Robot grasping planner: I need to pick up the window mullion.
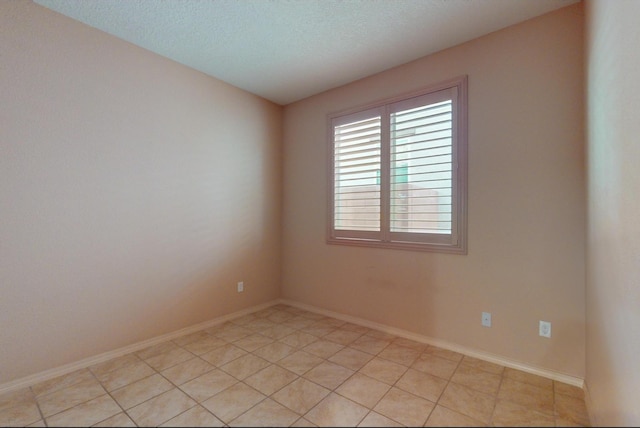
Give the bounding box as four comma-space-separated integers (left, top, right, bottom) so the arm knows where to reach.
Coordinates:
380, 105, 391, 242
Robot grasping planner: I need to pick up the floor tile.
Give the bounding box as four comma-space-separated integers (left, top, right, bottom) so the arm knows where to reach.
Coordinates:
281, 317, 317, 331
213, 326, 254, 342
127, 388, 196, 426
272, 378, 330, 415
323, 329, 362, 346
424, 404, 485, 427
0, 401, 41, 427
244, 365, 298, 396
95, 359, 155, 391
395, 368, 448, 402
291, 417, 317, 427
492, 399, 555, 427
92, 412, 136, 427
143, 347, 194, 371
89, 354, 140, 378
423, 346, 464, 363
554, 391, 590, 426
0, 388, 35, 413
328, 347, 373, 371
357, 411, 402, 427
161, 357, 214, 385
302, 324, 336, 338
358, 357, 408, 385
438, 382, 495, 424
460, 355, 505, 375
303, 361, 354, 390
339, 323, 371, 335
229, 398, 299, 427
250, 308, 279, 318
377, 343, 421, 366
304, 393, 368, 427
205, 322, 238, 335
159, 404, 224, 427
365, 330, 397, 341
411, 352, 459, 380
230, 314, 258, 326
555, 417, 587, 427
243, 319, 278, 333
183, 336, 228, 355
335, 373, 390, 408
220, 354, 271, 380
267, 311, 295, 324
260, 325, 297, 340
37, 377, 106, 417
45, 394, 120, 427
200, 343, 247, 367
373, 387, 435, 427
201, 382, 265, 423
302, 340, 344, 359
504, 367, 553, 390
135, 341, 179, 360
497, 377, 554, 415
233, 334, 275, 352
31, 369, 94, 398
111, 373, 173, 409
279, 331, 318, 349
349, 336, 391, 355
451, 363, 502, 395
277, 351, 324, 376
392, 337, 428, 352
554, 381, 585, 400
180, 369, 238, 402
253, 341, 295, 363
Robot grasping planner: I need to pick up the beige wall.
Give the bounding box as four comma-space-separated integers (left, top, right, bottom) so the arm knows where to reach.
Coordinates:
282, 4, 586, 377
585, 1, 640, 425
0, 1, 282, 385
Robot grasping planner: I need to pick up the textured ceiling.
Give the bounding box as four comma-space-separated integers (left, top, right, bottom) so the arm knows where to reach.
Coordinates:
35, 0, 578, 105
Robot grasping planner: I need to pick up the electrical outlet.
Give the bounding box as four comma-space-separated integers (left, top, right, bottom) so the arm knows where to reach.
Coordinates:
482, 312, 492, 327
539, 320, 551, 338
237, 281, 244, 293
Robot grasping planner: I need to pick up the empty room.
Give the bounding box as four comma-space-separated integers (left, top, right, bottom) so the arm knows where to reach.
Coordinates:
1, 0, 638, 426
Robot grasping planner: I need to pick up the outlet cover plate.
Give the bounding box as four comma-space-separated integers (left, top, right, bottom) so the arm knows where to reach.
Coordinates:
482, 312, 491, 327
237, 281, 244, 292
539, 320, 551, 338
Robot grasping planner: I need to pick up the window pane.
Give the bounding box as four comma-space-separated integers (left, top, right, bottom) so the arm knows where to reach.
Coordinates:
334, 116, 381, 231
390, 100, 453, 234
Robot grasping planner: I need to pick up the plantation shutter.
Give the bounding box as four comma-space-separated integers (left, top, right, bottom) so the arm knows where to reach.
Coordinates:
388, 88, 458, 245
331, 108, 383, 240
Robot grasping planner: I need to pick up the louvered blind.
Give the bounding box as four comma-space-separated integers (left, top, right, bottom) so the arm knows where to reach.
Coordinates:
390, 97, 453, 235
328, 76, 467, 253
333, 114, 382, 232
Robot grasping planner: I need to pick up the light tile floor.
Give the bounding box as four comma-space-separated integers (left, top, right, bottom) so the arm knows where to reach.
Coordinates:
0, 304, 590, 427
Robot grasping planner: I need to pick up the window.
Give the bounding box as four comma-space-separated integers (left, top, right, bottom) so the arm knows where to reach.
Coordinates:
328, 76, 467, 253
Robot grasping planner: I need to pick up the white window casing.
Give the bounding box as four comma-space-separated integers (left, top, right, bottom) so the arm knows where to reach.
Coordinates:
327, 76, 468, 254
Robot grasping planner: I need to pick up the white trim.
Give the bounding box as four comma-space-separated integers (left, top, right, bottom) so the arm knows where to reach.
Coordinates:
278, 298, 585, 388
0, 300, 279, 395
582, 380, 596, 426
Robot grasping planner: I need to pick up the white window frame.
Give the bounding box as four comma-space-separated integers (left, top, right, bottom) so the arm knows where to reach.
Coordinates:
327, 76, 468, 254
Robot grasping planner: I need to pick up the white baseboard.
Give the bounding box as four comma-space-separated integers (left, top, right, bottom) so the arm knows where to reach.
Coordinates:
582, 380, 596, 426
0, 299, 279, 395
278, 298, 585, 388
